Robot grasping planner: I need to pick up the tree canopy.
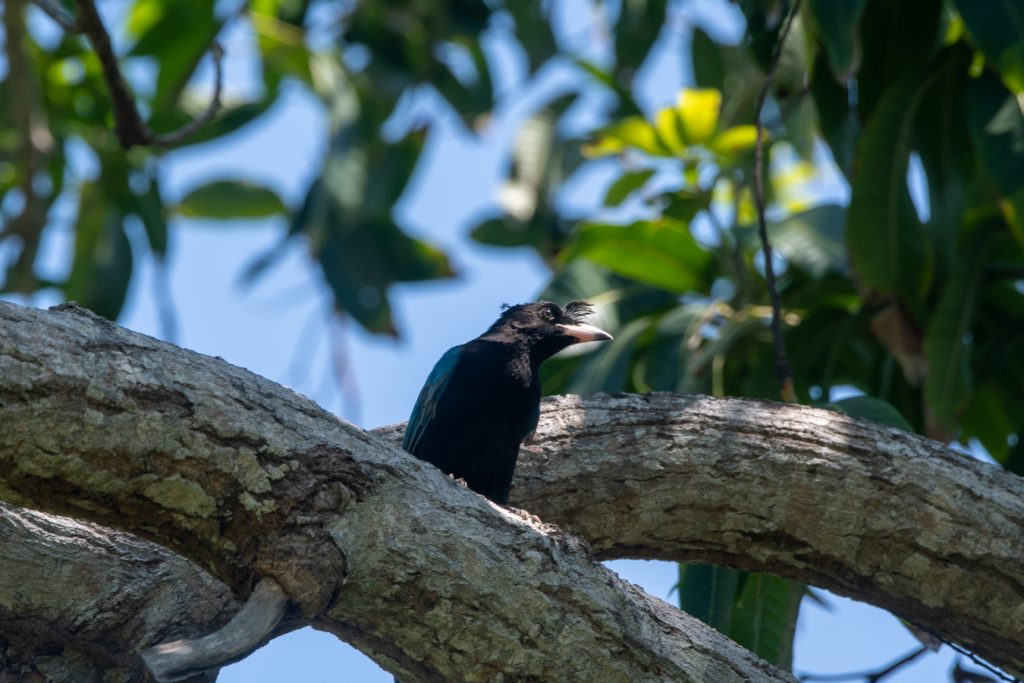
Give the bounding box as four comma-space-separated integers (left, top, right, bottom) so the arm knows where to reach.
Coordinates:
2, 0, 1023, 680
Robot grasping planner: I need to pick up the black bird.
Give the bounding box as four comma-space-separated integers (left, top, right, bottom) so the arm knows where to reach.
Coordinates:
402, 300, 612, 504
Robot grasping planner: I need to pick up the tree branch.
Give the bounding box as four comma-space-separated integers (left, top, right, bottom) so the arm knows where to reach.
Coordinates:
752, 0, 802, 402
70, 0, 224, 149
0, 300, 791, 682
0, 502, 239, 683
1, 300, 1021, 679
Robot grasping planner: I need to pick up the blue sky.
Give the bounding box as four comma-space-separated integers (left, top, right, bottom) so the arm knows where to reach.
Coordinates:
3, 0, 975, 680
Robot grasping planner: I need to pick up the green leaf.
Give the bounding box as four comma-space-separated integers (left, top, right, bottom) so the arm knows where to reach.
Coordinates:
506, 2, 557, 73
824, 395, 914, 432
923, 237, 994, 429
961, 382, 1016, 461
956, 0, 1024, 93
914, 45, 973, 277
132, 175, 168, 257
856, 0, 943, 120
728, 573, 804, 669
586, 116, 666, 156
847, 79, 933, 302
770, 204, 846, 278
563, 219, 710, 293
604, 169, 656, 207
178, 180, 287, 220
968, 71, 1024, 241
615, 0, 668, 77
691, 27, 726, 91
807, 0, 866, 79
810, 50, 858, 177
65, 182, 134, 321
676, 89, 721, 146
129, 0, 221, 111
677, 564, 740, 633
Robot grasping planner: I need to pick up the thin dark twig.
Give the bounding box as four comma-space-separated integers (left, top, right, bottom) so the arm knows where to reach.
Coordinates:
28, 0, 78, 32
152, 42, 225, 147
799, 646, 928, 682
752, 0, 802, 403
71, 0, 225, 150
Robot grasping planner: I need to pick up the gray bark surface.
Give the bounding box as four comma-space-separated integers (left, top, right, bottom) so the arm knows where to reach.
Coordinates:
0, 301, 791, 681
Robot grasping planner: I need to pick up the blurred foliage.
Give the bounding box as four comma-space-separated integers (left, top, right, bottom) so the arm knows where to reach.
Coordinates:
2, 0, 1023, 675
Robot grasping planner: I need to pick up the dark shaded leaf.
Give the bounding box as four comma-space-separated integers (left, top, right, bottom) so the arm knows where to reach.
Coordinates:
810, 50, 858, 177
65, 182, 134, 321
770, 204, 846, 278
677, 564, 739, 633
847, 79, 932, 303
967, 71, 1024, 242
923, 236, 994, 429
914, 45, 973, 276
728, 573, 803, 669
807, 0, 866, 79
956, 0, 1024, 93
605, 169, 656, 207
856, 0, 943, 120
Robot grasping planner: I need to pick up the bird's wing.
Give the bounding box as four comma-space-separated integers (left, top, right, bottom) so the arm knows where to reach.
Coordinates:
521, 403, 541, 445
402, 345, 463, 454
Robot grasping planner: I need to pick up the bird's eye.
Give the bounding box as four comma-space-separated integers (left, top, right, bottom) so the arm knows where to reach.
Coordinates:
542, 307, 556, 321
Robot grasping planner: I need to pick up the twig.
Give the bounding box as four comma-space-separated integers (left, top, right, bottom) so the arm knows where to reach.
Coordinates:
752, 0, 802, 403
799, 646, 929, 682
151, 42, 225, 147
70, 0, 224, 149
28, 0, 78, 32
141, 577, 290, 682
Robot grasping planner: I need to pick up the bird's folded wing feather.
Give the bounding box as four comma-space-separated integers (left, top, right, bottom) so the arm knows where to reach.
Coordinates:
402, 345, 463, 453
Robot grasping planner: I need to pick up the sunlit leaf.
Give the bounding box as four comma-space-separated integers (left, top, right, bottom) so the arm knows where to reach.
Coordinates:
585, 116, 666, 156
676, 89, 721, 145
654, 107, 686, 155
709, 125, 758, 158
178, 180, 287, 220
563, 219, 710, 293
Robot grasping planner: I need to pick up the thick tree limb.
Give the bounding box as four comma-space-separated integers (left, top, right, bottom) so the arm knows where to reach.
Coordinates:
0, 502, 237, 683
506, 394, 1024, 676
0, 301, 789, 682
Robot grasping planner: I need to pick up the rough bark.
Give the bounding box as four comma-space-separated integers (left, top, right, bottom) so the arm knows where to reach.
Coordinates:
0, 502, 237, 683
0, 301, 791, 682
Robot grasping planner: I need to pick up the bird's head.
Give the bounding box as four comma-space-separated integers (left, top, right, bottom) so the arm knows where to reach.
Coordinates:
485, 300, 613, 363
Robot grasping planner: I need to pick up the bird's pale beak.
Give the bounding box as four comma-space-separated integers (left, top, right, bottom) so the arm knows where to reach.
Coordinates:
558, 322, 613, 343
